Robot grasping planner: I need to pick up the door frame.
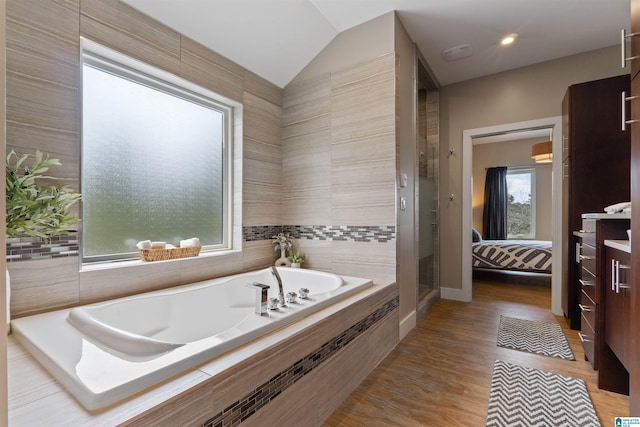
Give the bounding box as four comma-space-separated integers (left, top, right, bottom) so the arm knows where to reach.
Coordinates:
461, 116, 563, 315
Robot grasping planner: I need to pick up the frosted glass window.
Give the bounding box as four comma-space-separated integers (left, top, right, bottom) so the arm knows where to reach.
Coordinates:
81, 49, 231, 262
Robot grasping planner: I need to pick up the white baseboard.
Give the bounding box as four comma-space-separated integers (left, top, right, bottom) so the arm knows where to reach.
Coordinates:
399, 310, 416, 340
440, 286, 471, 302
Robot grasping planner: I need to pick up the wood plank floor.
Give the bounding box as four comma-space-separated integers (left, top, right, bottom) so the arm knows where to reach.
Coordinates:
323, 280, 629, 426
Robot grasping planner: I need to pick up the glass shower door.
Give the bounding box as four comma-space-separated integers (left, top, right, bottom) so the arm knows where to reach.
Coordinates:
417, 84, 440, 313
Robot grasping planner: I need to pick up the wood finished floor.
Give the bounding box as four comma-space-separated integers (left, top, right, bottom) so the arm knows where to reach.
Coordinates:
323, 280, 629, 426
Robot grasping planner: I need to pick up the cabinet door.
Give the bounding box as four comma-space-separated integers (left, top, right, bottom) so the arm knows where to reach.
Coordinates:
632, 0, 640, 80
605, 247, 630, 370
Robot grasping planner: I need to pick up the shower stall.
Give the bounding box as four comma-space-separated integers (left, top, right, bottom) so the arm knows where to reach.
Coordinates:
416, 57, 440, 318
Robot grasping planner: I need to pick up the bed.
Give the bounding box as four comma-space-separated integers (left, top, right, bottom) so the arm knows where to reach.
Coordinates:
472, 239, 552, 275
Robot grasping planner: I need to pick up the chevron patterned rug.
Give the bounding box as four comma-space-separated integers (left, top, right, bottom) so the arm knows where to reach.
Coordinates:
497, 316, 575, 360
486, 360, 600, 427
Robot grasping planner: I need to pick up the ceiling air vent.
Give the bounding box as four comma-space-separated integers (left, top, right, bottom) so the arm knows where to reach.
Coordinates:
441, 44, 473, 61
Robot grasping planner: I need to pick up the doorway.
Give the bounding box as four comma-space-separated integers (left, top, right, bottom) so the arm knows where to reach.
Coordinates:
461, 117, 563, 316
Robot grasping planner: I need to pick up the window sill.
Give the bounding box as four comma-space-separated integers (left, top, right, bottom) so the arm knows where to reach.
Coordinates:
79, 248, 242, 272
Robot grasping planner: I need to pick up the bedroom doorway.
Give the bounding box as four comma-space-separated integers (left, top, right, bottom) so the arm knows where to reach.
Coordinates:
416, 56, 440, 319
462, 117, 563, 316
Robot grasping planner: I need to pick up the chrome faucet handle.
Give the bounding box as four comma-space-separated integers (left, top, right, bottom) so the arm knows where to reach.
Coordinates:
246, 282, 270, 316
286, 291, 297, 304
268, 297, 280, 311
299, 288, 309, 299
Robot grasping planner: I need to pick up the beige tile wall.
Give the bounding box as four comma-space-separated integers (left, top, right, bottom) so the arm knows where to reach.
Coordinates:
282, 54, 397, 283
6, 0, 398, 317
6, 0, 282, 317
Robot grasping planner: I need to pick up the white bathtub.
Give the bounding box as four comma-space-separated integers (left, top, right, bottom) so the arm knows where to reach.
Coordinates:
11, 267, 373, 410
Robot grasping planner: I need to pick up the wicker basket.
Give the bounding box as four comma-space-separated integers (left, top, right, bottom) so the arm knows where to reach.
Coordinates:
138, 245, 201, 262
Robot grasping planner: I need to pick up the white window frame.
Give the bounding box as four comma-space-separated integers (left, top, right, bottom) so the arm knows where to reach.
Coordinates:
80, 39, 234, 263
506, 167, 536, 239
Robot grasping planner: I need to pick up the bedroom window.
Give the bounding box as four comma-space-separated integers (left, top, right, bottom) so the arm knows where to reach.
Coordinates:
506, 168, 536, 239
81, 40, 233, 263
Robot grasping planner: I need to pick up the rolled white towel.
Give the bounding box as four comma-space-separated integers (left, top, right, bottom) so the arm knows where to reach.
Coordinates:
180, 237, 201, 248
151, 241, 167, 249
604, 201, 631, 213
623, 206, 632, 214
136, 240, 152, 250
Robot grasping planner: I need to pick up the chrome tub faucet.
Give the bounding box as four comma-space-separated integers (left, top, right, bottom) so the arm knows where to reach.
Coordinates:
246, 282, 270, 316
270, 266, 286, 307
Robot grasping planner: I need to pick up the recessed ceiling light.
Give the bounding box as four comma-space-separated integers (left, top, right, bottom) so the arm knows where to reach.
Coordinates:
501, 34, 517, 46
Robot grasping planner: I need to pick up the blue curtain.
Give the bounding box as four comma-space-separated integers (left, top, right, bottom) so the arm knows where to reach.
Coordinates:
483, 166, 508, 240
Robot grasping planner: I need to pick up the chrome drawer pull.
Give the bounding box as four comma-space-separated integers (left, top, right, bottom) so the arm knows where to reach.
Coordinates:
621, 29, 640, 68
619, 264, 631, 270
578, 332, 591, 343
578, 303, 594, 312
578, 279, 595, 287
622, 91, 640, 130
619, 283, 631, 290
579, 255, 594, 261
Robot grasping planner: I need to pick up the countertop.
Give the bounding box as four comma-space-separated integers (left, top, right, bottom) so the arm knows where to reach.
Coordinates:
581, 212, 631, 219
604, 239, 631, 253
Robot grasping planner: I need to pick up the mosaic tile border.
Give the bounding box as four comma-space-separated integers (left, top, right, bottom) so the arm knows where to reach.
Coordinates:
6, 234, 79, 262
8, 225, 396, 262
202, 295, 399, 427
243, 225, 396, 243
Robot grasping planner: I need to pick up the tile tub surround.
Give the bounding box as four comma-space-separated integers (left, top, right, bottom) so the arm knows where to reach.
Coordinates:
8, 281, 399, 426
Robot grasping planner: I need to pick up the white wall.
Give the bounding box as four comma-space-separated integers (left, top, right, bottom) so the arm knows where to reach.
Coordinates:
439, 45, 628, 291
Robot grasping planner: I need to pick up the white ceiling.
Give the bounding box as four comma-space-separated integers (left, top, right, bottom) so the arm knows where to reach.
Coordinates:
123, 0, 630, 88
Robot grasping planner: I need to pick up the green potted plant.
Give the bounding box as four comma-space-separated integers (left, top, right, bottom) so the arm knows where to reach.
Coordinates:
272, 232, 293, 266
5, 149, 81, 332
6, 150, 81, 239
287, 251, 305, 268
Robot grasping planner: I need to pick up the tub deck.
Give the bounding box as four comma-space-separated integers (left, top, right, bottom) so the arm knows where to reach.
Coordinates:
10, 268, 374, 411
8, 279, 397, 426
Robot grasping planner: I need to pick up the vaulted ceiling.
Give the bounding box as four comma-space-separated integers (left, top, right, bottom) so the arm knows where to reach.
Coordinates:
123, 0, 630, 88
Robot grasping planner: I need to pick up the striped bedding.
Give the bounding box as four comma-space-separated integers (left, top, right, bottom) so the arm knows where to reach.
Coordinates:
472, 240, 552, 273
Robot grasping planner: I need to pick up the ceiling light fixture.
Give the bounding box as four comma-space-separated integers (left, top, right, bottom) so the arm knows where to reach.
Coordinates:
501, 34, 517, 46
531, 141, 552, 163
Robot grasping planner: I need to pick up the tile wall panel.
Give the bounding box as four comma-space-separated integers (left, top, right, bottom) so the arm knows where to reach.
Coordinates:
282, 74, 332, 226
80, 0, 181, 75
282, 74, 331, 139
8, 257, 79, 316
331, 240, 396, 283
282, 130, 332, 225
331, 54, 396, 227
243, 92, 282, 164
6, 0, 80, 184
242, 158, 282, 226
243, 69, 283, 107
180, 37, 245, 103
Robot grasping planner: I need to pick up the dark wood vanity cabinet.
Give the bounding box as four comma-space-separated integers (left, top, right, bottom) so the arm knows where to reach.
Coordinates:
574, 218, 629, 371
563, 75, 631, 331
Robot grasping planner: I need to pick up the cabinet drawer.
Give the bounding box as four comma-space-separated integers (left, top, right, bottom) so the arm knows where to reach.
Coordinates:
580, 314, 597, 368
579, 267, 598, 303
580, 243, 597, 276
580, 289, 598, 332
